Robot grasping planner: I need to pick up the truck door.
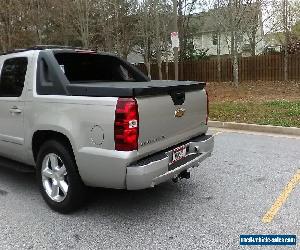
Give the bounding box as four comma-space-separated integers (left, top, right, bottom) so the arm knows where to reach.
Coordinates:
0, 57, 28, 162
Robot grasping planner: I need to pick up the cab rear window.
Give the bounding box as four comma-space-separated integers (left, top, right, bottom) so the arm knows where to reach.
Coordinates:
54, 53, 137, 83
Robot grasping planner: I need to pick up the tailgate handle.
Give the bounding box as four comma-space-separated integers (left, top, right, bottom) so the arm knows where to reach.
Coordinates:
170, 91, 185, 105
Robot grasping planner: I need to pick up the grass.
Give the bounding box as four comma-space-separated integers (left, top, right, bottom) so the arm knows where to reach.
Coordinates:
210, 100, 300, 127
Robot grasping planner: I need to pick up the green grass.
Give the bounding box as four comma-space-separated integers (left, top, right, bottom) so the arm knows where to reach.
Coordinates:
210, 100, 300, 127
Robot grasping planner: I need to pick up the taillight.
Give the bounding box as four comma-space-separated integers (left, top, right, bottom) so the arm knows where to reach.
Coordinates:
205, 89, 209, 125
114, 98, 139, 151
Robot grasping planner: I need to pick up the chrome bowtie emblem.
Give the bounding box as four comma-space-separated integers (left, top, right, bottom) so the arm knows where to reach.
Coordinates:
174, 108, 186, 118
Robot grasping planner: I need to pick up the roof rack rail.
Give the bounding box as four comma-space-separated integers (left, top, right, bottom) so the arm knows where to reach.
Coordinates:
0, 45, 96, 56
0, 48, 29, 56
31, 45, 93, 50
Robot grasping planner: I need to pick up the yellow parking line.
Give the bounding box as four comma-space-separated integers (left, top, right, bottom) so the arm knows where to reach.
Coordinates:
262, 169, 300, 223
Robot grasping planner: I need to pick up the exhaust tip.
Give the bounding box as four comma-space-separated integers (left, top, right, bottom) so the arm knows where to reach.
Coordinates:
178, 170, 190, 180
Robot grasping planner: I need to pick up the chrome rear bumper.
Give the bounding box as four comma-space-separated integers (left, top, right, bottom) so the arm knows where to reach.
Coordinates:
126, 134, 214, 190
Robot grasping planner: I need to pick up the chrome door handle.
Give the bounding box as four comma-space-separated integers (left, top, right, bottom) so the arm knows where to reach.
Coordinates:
9, 106, 22, 114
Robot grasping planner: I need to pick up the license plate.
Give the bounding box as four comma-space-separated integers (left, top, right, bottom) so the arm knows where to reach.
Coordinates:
171, 145, 187, 164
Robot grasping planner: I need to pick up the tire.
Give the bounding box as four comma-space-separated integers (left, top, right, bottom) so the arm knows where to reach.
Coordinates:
36, 140, 86, 213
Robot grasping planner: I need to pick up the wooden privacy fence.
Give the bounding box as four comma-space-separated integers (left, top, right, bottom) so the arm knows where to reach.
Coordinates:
136, 54, 300, 82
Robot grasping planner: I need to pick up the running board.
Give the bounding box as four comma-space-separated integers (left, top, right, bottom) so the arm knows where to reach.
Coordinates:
0, 156, 35, 173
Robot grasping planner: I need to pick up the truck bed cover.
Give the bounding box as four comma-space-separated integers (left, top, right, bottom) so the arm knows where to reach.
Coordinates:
66, 80, 206, 97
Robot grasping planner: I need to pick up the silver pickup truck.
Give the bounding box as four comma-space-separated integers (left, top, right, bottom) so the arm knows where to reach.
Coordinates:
0, 46, 214, 213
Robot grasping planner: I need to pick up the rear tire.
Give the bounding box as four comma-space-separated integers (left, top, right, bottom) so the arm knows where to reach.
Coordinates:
36, 140, 85, 213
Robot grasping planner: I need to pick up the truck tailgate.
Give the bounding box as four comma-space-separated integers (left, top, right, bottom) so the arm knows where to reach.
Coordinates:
136, 87, 208, 157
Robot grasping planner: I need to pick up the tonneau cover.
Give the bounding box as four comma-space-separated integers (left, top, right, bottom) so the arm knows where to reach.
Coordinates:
66, 80, 206, 97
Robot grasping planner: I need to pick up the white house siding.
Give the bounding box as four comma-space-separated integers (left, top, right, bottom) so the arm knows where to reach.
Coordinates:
193, 33, 230, 55
193, 31, 265, 57
127, 51, 144, 64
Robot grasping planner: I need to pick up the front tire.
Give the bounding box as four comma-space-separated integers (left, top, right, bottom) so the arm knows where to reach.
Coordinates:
36, 140, 85, 213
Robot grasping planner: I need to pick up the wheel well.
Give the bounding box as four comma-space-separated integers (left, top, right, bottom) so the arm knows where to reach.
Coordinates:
32, 130, 74, 162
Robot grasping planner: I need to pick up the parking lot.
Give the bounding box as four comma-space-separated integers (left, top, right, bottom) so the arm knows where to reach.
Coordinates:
0, 129, 299, 249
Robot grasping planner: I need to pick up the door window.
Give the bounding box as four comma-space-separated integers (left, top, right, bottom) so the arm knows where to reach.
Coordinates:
0, 57, 28, 97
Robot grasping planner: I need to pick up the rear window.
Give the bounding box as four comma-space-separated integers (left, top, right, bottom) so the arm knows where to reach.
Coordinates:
54, 53, 137, 83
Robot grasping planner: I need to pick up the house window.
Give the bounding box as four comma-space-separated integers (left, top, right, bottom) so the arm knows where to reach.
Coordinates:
212, 33, 218, 45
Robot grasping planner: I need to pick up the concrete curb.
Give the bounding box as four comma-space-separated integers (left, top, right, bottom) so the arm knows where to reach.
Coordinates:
208, 121, 300, 136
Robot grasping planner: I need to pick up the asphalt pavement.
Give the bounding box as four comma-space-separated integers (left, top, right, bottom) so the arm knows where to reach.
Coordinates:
0, 130, 299, 250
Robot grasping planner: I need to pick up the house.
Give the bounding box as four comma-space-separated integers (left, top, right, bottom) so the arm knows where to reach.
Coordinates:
264, 21, 300, 54
264, 32, 283, 53
127, 51, 144, 64
190, 3, 265, 57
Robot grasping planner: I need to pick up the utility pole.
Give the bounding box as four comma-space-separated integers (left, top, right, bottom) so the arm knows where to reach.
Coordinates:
172, 0, 179, 80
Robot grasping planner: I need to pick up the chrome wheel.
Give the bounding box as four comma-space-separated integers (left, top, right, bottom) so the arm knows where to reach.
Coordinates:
41, 153, 68, 203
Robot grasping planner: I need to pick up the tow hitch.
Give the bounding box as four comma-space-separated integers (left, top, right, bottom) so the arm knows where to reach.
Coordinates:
172, 170, 191, 183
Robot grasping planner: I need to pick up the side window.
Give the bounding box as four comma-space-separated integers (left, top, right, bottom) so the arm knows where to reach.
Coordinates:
0, 57, 28, 97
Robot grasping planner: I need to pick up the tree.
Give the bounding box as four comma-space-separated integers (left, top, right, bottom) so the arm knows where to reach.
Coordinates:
268, 0, 296, 80
177, 0, 198, 60
135, 0, 155, 78
283, 0, 289, 81
115, 0, 140, 59
153, 0, 172, 79
177, 0, 200, 79
205, 0, 263, 85
68, 0, 92, 48
173, 0, 179, 80
0, 0, 22, 51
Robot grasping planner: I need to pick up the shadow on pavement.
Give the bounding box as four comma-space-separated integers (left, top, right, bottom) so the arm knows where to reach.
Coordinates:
0, 165, 203, 219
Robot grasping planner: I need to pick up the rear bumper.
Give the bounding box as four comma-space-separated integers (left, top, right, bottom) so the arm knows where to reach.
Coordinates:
126, 134, 214, 190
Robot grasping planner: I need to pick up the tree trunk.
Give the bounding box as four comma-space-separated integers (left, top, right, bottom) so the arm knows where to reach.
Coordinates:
61, 2, 68, 46
114, 0, 120, 56
217, 32, 221, 82
144, 36, 151, 79
165, 55, 169, 80
233, 53, 239, 86
36, 0, 43, 44
145, 60, 151, 79
284, 52, 288, 81
172, 0, 179, 80
154, 0, 162, 80
0, 34, 6, 52
84, 0, 89, 48
178, 0, 184, 80
7, 0, 13, 50
250, 29, 256, 56
232, 31, 239, 86
283, 0, 289, 81
158, 62, 162, 80
122, 52, 128, 61
76, 0, 90, 48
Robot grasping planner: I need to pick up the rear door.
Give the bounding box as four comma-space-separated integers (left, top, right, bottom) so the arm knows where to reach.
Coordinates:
0, 57, 28, 162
